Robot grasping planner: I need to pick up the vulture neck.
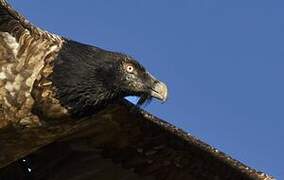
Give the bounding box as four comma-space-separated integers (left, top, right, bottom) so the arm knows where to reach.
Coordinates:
50, 40, 121, 117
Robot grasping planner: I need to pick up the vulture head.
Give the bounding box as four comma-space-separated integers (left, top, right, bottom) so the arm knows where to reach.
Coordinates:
109, 54, 168, 103
51, 40, 168, 116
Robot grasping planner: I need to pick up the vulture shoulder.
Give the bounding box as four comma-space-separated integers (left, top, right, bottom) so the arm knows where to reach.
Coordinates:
0, 0, 63, 128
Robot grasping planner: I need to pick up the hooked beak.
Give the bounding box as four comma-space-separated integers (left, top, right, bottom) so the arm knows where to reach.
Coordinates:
136, 72, 168, 105
150, 80, 168, 102
146, 72, 168, 102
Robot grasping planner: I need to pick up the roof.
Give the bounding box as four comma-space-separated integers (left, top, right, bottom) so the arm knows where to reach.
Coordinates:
0, 101, 274, 180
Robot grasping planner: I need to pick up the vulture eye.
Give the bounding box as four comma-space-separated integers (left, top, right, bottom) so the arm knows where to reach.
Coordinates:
126, 65, 134, 73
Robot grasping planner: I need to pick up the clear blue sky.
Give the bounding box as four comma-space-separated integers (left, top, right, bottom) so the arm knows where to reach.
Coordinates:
11, 0, 283, 178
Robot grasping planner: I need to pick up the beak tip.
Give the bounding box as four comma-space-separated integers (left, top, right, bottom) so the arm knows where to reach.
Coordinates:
151, 81, 168, 103
146, 72, 168, 103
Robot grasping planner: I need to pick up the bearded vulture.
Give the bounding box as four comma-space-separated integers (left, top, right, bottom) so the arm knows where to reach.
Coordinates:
0, 0, 273, 180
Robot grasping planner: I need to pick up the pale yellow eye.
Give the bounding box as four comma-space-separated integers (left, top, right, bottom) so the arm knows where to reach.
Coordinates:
126, 65, 134, 73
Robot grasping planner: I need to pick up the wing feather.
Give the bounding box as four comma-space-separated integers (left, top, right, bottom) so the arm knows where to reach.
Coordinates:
0, 0, 63, 128
0, 0, 60, 41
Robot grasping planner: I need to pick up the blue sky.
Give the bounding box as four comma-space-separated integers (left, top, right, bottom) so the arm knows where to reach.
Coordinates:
11, 0, 283, 178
